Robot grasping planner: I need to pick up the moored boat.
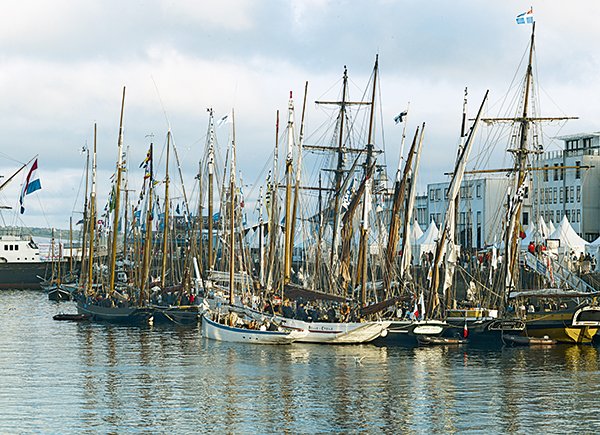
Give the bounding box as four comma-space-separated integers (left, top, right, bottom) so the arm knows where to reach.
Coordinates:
201, 313, 307, 344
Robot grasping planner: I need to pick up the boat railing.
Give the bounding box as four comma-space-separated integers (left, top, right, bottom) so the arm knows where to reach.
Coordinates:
523, 251, 596, 293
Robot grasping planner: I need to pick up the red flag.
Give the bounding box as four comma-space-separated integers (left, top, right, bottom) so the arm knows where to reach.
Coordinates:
463, 319, 468, 338
519, 223, 526, 239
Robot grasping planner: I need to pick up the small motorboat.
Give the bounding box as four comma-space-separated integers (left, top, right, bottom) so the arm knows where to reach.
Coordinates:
503, 334, 556, 346
53, 313, 92, 322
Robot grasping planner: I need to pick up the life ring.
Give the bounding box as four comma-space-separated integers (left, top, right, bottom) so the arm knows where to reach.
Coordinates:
341, 304, 350, 316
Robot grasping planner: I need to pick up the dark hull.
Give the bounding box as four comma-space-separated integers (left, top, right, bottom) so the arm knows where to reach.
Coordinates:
0, 261, 57, 289
77, 299, 153, 324
48, 286, 72, 301
444, 318, 526, 345
373, 320, 447, 346
53, 313, 92, 321
152, 305, 201, 325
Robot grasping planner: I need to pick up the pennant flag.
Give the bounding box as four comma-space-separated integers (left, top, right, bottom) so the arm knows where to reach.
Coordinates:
516, 8, 534, 24
19, 159, 42, 214
463, 319, 468, 338
76, 219, 84, 225
394, 110, 408, 124
218, 111, 231, 128
213, 212, 220, 222
176, 203, 180, 214
139, 149, 151, 168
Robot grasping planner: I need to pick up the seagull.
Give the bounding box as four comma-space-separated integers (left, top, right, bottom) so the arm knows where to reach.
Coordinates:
353, 356, 365, 365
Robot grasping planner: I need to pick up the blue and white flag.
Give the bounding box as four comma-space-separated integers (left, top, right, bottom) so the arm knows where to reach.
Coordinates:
394, 110, 408, 124
516, 9, 534, 24
19, 158, 41, 214
217, 111, 231, 128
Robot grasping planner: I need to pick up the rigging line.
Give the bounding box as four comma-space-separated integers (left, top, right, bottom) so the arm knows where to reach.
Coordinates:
71, 152, 88, 214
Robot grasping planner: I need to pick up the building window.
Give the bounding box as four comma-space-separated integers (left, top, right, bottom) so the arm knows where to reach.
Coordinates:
553, 187, 557, 204
554, 167, 558, 181
476, 184, 481, 198
583, 137, 592, 149
560, 167, 564, 180
566, 210, 571, 220
577, 209, 581, 223
429, 189, 434, 201
570, 186, 574, 203
444, 188, 449, 200
576, 185, 581, 202
544, 165, 549, 182
576, 161, 581, 179
430, 214, 436, 224
550, 210, 554, 222
435, 189, 441, 201
523, 211, 529, 226
524, 186, 529, 198
559, 187, 563, 204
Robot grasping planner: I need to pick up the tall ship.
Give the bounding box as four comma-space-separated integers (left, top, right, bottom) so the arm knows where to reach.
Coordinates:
0, 232, 49, 289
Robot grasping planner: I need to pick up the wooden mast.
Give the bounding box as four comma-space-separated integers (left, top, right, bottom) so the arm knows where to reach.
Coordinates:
358, 55, 378, 307
108, 86, 126, 296
229, 109, 236, 307
160, 131, 171, 289
87, 124, 97, 295
139, 139, 154, 306
283, 93, 295, 284
207, 109, 215, 273
289, 82, 309, 286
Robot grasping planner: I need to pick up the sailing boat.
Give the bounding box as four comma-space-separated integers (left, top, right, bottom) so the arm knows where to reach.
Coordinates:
467, 23, 600, 344
46, 229, 71, 301
76, 89, 153, 324
259, 59, 391, 343
202, 109, 308, 344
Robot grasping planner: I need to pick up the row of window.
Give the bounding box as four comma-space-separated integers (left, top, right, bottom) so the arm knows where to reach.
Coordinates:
565, 138, 593, 151
3, 245, 19, 251
534, 186, 580, 205
543, 161, 581, 181
539, 208, 581, 224
429, 184, 484, 202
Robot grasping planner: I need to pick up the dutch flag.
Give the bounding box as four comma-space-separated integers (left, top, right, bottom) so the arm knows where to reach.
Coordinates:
19, 158, 41, 214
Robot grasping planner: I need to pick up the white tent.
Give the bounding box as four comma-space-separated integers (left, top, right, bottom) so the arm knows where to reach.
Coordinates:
413, 220, 439, 265
548, 216, 587, 256
411, 219, 424, 241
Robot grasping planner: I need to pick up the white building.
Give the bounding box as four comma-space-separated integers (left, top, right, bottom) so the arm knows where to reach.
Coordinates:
422, 177, 532, 251
534, 133, 600, 242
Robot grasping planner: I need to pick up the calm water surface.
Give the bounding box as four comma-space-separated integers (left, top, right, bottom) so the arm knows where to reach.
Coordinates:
2, 290, 600, 434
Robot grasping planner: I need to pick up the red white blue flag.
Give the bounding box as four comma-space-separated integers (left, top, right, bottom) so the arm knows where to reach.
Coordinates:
516, 9, 534, 24
20, 159, 41, 214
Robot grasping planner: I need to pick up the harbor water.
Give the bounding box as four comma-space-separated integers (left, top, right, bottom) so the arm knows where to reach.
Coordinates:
2, 290, 600, 434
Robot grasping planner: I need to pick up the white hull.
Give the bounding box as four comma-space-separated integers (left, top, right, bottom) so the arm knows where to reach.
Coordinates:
202, 314, 307, 344
273, 317, 391, 343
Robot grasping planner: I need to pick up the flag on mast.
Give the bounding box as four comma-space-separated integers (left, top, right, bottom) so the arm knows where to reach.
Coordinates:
516, 8, 534, 24
19, 158, 41, 214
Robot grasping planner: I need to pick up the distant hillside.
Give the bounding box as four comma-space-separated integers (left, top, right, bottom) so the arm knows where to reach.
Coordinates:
1, 226, 83, 241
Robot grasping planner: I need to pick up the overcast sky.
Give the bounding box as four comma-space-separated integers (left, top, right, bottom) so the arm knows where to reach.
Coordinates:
0, 0, 598, 230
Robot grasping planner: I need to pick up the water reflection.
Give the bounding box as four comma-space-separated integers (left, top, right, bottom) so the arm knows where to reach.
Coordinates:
3, 291, 600, 434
